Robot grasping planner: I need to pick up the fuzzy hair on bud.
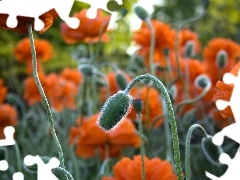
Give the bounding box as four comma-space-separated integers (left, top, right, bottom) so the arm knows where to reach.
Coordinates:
97, 91, 132, 132
201, 136, 223, 166
216, 50, 228, 69
133, 5, 149, 21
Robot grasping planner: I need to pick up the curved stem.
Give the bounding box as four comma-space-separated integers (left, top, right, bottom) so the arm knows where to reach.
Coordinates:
55, 167, 75, 180
167, 10, 206, 89
146, 19, 156, 76
27, 23, 67, 175
175, 81, 211, 113
185, 124, 208, 180
124, 74, 183, 180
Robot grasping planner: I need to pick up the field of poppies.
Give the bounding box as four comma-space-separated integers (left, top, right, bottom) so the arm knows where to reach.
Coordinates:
0, 0, 240, 180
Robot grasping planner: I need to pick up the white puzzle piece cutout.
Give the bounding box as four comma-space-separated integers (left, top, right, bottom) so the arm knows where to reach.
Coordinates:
24, 155, 60, 180
205, 69, 240, 179
0, 0, 123, 31
0, 126, 15, 146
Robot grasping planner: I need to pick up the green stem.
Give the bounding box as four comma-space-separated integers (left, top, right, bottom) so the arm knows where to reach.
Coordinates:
185, 124, 208, 180
124, 74, 183, 180
175, 81, 211, 113
167, 10, 206, 89
13, 142, 22, 172
146, 19, 156, 76
137, 113, 146, 180
27, 23, 67, 177
55, 167, 75, 180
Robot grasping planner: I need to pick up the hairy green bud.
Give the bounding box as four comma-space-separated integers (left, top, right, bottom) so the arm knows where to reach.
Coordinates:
194, 74, 210, 89
79, 65, 95, 77
216, 50, 228, 69
97, 91, 132, 132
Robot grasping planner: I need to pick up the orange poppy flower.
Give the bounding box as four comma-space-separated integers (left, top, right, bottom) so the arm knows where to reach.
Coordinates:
133, 20, 175, 67
0, 104, 17, 138
0, 78, 8, 103
178, 29, 201, 57
0, 9, 58, 34
102, 155, 177, 180
14, 37, 53, 74
61, 9, 110, 44
212, 62, 240, 121
45, 73, 78, 111
128, 86, 163, 127
24, 73, 50, 105
60, 68, 82, 85
202, 38, 240, 84
69, 114, 140, 160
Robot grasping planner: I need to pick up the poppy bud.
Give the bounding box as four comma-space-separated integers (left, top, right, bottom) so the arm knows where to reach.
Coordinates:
184, 40, 195, 58
133, 5, 149, 21
194, 74, 210, 89
201, 136, 223, 166
133, 99, 143, 113
116, 72, 128, 90
202, 0, 210, 9
163, 48, 169, 57
97, 91, 132, 132
133, 55, 144, 68
216, 50, 228, 69
79, 65, 95, 77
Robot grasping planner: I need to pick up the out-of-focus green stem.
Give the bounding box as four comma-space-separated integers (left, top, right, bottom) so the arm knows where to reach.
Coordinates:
185, 124, 208, 180
124, 74, 183, 180
27, 23, 67, 179
167, 10, 206, 89
137, 113, 146, 180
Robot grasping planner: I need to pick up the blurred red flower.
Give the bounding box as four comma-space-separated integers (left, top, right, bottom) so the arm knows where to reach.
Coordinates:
69, 114, 140, 160
0, 78, 8, 103
14, 37, 53, 74
61, 9, 110, 44
0, 9, 58, 34
133, 20, 175, 67
102, 155, 177, 180
0, 104, 17, 138
202, 38, 240, 84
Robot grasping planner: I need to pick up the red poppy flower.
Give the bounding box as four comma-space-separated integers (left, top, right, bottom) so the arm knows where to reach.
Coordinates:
61, 9, 110, 44
178, 29, 201, 57
102, 155, 177, 180
14, 37, 53, 74
202, 38, 240, 84
133, 20, 175, 67
128, 86, 163, 128
0, 78, 8, 103
0, 104, 17, 138
0, 9, 58, 34
69, 114, 140, 160
60, 68, 82, 85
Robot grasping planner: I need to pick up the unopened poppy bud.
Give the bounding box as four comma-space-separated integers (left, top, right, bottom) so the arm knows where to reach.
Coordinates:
202, 0, 210, 9
79, 65, 95, 77
163, 48, 169, 57
116, 72, 128, 90
194, 74, 210, 89
184, 40, 195, 58
202, 136, 223, 165
133, 99, 143, 113
216, 50, 228, 68
133, 55, 144, 68
133, 5, 149, 21
97, 91, 132, 132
